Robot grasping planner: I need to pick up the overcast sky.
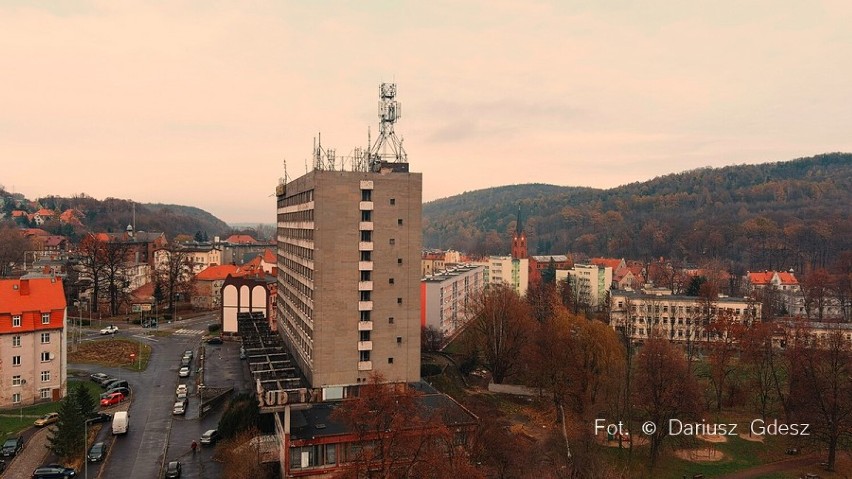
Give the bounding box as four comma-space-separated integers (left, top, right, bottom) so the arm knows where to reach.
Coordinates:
3, 1, 851, 223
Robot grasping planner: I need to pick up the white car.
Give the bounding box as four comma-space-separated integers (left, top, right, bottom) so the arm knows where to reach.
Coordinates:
100, 325, 118, 335
178, 367, 190, 378
176, 384, 188, 399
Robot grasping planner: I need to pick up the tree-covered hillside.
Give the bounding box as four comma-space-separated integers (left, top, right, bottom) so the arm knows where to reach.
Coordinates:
423, 153, 852, 272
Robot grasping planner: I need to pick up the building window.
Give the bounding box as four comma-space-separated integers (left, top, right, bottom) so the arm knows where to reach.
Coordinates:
397, 336, 402, 344
40, 388, 50, 399
12, 375, 22, 386
388, 357, 394, 364
397, 258, 403, 264
389, 278, 394, 284
41, 371, 50, 382
361, 190, 372, 201
360, 271, 371, 281
360, 331, 370, 342
359, 351, 370, 362
12, 356, 21, 366
12, 393, 20, 404
361, 210, 372, 221
42, 313, 51, 324
397, 298, 403, 304
360, 291, 371, 301
360, 251, 372, 262
390, 198, 395, 205
388, 317, 394, 324
12, 315, 21, 327
360, 311, 370, 321
397, 219, 403, 225
360, 230, 372, 242
41, 351, 51, 362
389, 238, 395, 245
41, 333, 50, 344
12, 336, 21, 347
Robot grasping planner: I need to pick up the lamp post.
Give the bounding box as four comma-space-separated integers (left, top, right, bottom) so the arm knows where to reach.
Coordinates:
84, 417, 95, 479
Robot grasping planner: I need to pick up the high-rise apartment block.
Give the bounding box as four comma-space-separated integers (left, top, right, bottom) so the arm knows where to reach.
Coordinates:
276, 169, 422, 389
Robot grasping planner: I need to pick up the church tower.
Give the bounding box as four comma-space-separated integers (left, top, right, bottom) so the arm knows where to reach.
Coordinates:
511, 205, 527, 260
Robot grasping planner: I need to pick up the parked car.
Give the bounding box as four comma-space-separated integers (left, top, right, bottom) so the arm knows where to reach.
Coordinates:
100, 387, 130, 399
102, 379, 129, 391
100, 325, 118, 335
164, 461, 181, 478
87, 442, 106, 462
176, 384, 188, 399
206, 336, 223, 345
200, 429, 219, 445
31, 464, 77, 478
88, 412, 112, 424
112, 411, 129, 435
1, 436, 23, 457
180, 356, 191, 367
100, 392, 124, 407
34, 413, 59, 427
172, 399, 187, 415
178, 367, 190, 378
89, 372, 111, 385
0, 459, 6, 472
183, 350, 193, 359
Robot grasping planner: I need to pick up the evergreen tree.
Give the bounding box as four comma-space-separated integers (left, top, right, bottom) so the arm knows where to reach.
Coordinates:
74, 382, 97, 420
194, 231, 204, 242
542, 258, 557, 285
47, 390, 86, 458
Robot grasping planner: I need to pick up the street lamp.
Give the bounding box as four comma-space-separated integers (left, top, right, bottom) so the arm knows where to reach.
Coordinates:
84, 417, 96, 479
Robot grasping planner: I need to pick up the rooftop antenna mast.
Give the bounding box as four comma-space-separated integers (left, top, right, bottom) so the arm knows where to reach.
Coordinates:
369, 83, 407, 171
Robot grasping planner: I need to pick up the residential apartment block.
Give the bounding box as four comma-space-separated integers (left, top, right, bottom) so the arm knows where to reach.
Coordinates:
609, 288, 761, 342
487, 256, 529, 297
276, 168, 422, 389
557, 263, 613, 311
0, 278, 67, 408
421, 264, 485, 338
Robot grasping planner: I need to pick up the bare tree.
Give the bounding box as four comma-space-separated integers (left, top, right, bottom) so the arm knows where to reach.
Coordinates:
787, 327, 852, 471
633, 337, 702, 469
154, 244, 194, 315
468, 284, 532, 384
75, 234, 107, 314
102, 239, 132, 316
0, 224, 31, 277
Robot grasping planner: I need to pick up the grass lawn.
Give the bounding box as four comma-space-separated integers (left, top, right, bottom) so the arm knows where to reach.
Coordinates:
0, 379, 101, 438
69, 338, 152, 371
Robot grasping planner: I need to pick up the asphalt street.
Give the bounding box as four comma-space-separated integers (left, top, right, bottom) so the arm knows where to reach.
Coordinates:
69, 312, 252, 479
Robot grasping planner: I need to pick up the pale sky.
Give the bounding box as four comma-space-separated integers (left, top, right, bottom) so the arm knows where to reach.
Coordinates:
2, 1, 851, 223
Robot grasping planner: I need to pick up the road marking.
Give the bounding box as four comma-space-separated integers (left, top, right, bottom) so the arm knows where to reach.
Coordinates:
132, 334, 159, 342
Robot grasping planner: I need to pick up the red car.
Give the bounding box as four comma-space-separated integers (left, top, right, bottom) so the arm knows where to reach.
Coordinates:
100, 392, 125, 407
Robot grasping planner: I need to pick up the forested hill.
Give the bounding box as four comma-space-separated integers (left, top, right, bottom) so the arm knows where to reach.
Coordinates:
6, 194, 231, 241
422, 153, 852, 272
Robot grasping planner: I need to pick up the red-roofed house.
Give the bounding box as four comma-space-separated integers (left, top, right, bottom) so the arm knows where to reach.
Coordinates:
746, 271, 800, 293
59, 209, 84, 226
591, 258, 629, 286
32, 209, 56, 226
225, 234, 258, 245
0, 278, 67, 407
193, 265, 242, 310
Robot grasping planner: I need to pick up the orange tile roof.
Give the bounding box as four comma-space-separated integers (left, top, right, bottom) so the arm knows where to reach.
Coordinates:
196, 264, 241, 281
12, 210, 27, 217
262, 249, 276, 264
225, 234, 257, 244
0, 278, 66, 314
590, 258, 623, 269
748, 271, 797, 285
21, 228, 50, 237
35, 208, 55, 216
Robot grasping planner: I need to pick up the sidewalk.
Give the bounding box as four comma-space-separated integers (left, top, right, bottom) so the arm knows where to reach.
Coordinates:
1, 426, 50, 478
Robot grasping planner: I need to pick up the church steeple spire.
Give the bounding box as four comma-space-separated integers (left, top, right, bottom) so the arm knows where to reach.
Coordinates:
511, 204, 527, 260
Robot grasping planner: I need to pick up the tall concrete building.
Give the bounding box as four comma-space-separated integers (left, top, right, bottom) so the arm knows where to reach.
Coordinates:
276, 166, 422, 389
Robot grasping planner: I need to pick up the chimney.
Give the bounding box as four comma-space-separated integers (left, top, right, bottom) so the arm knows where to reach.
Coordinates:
20, 279, 30, 295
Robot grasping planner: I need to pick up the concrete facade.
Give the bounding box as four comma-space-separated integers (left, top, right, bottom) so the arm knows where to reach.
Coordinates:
421, 265, 485, 337
276, 169, 422, 389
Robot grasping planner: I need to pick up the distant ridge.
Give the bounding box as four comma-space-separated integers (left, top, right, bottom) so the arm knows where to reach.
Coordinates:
422, 153, 852, 272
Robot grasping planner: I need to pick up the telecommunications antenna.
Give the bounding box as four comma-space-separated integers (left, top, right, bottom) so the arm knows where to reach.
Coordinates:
368, 83, 407, 171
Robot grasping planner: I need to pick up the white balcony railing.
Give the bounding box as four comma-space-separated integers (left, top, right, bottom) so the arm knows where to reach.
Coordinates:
357, 341, 373, 351
358, 281, 373, 291
359, 261, 373, 271
358, 241, 374, 251
359, 201, 374, 211
359, 221, 374, 231
358, 301, 374, 311
358, 321, 373, 331
358, 361, 372, 371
